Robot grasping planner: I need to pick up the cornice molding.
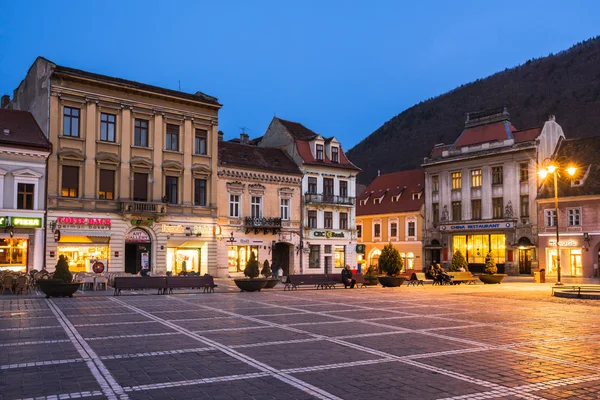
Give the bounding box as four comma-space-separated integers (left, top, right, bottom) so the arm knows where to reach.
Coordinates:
218, 167, 302, 185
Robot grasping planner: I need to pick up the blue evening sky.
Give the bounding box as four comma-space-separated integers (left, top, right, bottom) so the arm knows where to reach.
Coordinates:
0, 1, 598, 149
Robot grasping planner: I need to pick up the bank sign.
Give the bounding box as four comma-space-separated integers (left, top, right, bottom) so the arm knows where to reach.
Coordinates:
311, 230, 346, 239
440, 222, 514, 231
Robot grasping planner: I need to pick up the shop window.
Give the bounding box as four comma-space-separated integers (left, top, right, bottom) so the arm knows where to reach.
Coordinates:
98, 169, 115, 200
390, 222, 397, 238
489, 234, 506, 264
339, 212, 348, 230
133, 173, 148, 201
374, 223, 381, 238
492, 197, 503, 219
406, 252, 414, 270
339, 180, 348, 198
194, 179, 207, 206
324, 212, 333, 229
0, 238, 28, 270
570, 249, 582, 276
195, 129, 207, 155
453, 236, 467, 259
227, 245, 258, 273
308, 177, 317, 194
309, 245, 320, 268
357, 224, 362, 238
17, 183, 35, 210
251, 196, 262, 218
229, 194, 240, 217
100, 113, 116, 142
165, 124, 179, 151
568, 208, 581, 226
469, 234, 488, 264
519, 163, 529, 182
451, 172, 462, 190
134, 119, 149, 147
471, 169, 482, 187
63, 106, 80, 137
334, 245, 345, 268
316, 144, 324, 160
545, 209, 556, 227
57, 244, 109, 273
280, 198, 290, 220
520, 195, 529, 217
167, 248, 203, 275
492, 166, 503, 185
432, 203, 439, 223
308, 210, 317, 228
452, 201, 462, 221
165, 176, 178, 204
61, 165, 79, 198
471, 199, 482, 220
331, 147, 339, 163
431, 175, 439, 193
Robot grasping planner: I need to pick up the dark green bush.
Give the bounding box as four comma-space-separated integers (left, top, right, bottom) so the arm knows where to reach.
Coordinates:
53, 255, 73, 283
244, 252, 260, 279
484, 252, 498, 275
261, 260, 271, 278
378, 243, 403, 276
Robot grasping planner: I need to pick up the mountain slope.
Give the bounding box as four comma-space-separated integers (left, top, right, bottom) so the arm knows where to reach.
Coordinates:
347, 36, 600, 184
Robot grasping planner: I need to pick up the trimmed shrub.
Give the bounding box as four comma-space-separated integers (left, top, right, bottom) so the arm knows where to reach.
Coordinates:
451, 250, 468, 272
261, 260, 271, 278
53, 255, 73, 283
244, 252, 260, 279
484, 252, 498, 275
378, 243, 403, 276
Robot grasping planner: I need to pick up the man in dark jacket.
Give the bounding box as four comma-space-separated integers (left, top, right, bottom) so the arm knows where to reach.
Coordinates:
341, 265, 356, 288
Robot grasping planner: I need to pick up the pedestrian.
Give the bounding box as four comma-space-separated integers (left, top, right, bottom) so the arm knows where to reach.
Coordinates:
140, 265, 150, 277
271, 262, 278, 278
594, 262, 598, 278
341, 265, 356, 288
277, 265, 284, 282
458, 265, 466, 272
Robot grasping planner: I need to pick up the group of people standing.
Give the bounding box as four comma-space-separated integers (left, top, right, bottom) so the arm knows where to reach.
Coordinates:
270, 262, 285, 280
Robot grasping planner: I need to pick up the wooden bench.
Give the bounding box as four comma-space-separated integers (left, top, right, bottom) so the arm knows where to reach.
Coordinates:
449, 271, 478, 285
166, 276, 218, 294
284, 274, 335, 291
329, 273, 368, 288
406, 272, 434, 286
113, 277, 167, 296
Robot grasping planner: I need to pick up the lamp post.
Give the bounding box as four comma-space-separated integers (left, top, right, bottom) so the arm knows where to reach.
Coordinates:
538, 162, 577, 285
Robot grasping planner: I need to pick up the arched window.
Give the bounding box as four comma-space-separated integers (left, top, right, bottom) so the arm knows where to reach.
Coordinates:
370, 249, 381, 268
407, 252, 415, 270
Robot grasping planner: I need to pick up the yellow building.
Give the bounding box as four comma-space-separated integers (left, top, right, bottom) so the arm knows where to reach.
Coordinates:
217, 137, 302, 276
356, 169, 425, 272
10, 57, 221, 274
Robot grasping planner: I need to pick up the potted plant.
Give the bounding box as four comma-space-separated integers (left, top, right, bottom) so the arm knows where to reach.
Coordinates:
363, 265, 379, 286
451, 250, 468, 272
37, 256, 81, 298
377, 243, 406, 287
261, 260, 279, 289
234, 252, 268, 292
479, 252, 507, 284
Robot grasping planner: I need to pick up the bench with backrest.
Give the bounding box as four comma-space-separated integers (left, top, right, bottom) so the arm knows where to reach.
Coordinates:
113, 276, 167, 295
328, 273, 367, 288
406, 272, 435, 286
284, 274, 335, 290
449, 271, 478, 285
166, 276, 217, 293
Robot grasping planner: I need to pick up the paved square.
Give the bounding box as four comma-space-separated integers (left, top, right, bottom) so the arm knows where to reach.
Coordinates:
2, 281, 600, 399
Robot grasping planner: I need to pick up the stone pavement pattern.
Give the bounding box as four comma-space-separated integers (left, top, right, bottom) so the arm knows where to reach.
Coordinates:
1, 282, 600, 400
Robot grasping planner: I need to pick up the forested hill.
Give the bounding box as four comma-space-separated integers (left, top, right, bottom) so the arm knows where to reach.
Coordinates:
347, 36, 600, 184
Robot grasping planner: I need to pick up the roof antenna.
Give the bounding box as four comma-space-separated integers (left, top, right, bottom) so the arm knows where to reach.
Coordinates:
178, 80, 181, 91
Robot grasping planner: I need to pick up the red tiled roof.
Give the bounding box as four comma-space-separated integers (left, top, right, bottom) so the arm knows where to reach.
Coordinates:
429, 144, 451, 158
295, 139, 361, 171
276, 118, 318, 140
451, 121, 516, 149
357, 169, 424, 216
0, 109, 51, 151
513, 127, 541, 143
219, 141, 301, 174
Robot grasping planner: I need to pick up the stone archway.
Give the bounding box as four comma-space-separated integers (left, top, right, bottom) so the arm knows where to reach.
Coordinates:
124, 228, 153, 274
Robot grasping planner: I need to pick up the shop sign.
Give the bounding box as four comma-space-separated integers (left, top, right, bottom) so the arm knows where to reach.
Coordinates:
131, 218, 154, 227
161, 224, 185, 234
440, 222, 514, 231
54, 229, 61, 242
126, 229, 151, 243
0, 216, 43, 228
356, 244, 366, 254
312, 230, 346, 239
231, 238, 263, 245
56, 217, 111, 230
549, 239, 578, 247
191, 225, 211, 235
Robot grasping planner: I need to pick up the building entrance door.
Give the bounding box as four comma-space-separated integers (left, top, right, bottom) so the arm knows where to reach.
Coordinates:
570, 250, 582, 276
125, 228, 152, 274
519, 249, 532, 274
273, 243, 291, 276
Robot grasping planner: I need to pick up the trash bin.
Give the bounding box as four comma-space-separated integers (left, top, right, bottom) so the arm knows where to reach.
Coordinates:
533, 268, 546, 283
539, 269, 545, 283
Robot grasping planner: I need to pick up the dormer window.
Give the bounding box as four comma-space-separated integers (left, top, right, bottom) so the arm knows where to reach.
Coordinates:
331, 147, 339, 163
374, 198, 381, 204
412, 192, 421, 200
316, 144, 324, 160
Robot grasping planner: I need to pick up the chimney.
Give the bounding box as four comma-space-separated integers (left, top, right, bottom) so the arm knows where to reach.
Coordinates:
218, 130, 224, 142
1, 95, 9, 108
549, 115, 556, 121
240, 133, 249, 145
378, 169, 381, 176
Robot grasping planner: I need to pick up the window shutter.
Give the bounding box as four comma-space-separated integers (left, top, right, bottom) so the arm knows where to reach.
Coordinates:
99, 170, 114, 193
134, 173, 148, 200
62, 166, 79, 188
167, 124, 179, 135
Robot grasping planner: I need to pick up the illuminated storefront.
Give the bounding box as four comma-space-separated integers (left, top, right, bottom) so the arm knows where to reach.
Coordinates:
539, 236, 584, 277
53, 217, 111, 273
452, 234, 506, 264
164, 224, 210, 276
228, 245, 260, 274
0, 216, 44, 272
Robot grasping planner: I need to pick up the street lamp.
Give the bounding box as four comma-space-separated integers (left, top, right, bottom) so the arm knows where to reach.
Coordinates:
538, 160, 577, 285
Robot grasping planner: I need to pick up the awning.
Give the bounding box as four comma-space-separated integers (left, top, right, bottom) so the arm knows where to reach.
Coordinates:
59, 230, 112, 237
167, 239, 205, 248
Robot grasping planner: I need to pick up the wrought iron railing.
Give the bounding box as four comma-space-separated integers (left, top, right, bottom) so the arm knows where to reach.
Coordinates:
304, 193, 355, 206
244, 217, 282, 228
120, 201, 167, 214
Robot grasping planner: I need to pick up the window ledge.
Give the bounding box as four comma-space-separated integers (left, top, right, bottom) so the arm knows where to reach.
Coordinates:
131, 145, 153, 150
59, 135, 85, 141
96, 140, 120, 146
193, 153, 210, 158
163, 150, 183, 155
451, 188, 462, 192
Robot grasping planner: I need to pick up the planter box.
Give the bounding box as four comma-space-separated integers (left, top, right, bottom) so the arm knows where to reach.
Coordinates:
38, 280, 81, 298
263, 278, 280, 289
234, 278, 268, 292
478, 274, 507, 284
378, 276, 407, 287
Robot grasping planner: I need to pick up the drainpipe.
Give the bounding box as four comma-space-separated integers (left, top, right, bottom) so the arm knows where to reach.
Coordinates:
299, 172, 305, 275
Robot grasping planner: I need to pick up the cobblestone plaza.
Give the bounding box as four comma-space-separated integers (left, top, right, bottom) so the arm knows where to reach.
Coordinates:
1, 282, 600, 400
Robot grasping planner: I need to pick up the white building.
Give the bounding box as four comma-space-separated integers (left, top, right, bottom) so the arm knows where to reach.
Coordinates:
0, 109, 51, 272
422, 108, 563, 275
259, 117, 360, 274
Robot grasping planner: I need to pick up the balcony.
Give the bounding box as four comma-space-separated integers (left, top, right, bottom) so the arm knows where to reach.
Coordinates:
244, 217, 282, 234
304, 193, 355, 206
120, 200, 167, 215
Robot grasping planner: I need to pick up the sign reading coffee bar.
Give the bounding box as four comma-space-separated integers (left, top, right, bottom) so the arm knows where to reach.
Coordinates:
0, 217, 43, 228
440, 222, 515, 231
